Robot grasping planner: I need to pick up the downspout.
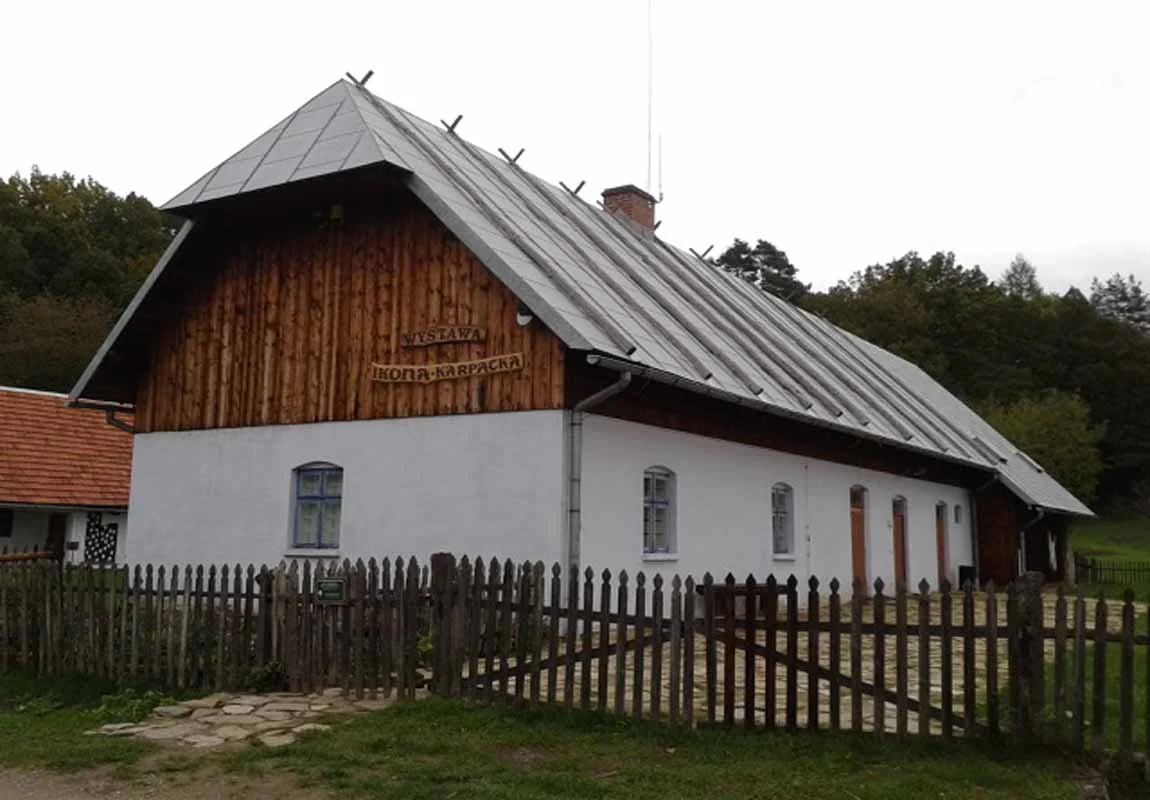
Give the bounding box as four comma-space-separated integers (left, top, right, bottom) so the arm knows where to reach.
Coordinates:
970, 473, 999, 586
567, 359, 633, 572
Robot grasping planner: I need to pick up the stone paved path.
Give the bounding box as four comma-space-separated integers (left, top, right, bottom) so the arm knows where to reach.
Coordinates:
87, 688, 423, 749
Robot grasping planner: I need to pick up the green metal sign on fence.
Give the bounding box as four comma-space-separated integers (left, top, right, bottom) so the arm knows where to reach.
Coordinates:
315, 577, 347, 604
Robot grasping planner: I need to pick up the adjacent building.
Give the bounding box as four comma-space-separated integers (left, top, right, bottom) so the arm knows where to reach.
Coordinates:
0, 386, 131, 562
69, 78, 1090, 586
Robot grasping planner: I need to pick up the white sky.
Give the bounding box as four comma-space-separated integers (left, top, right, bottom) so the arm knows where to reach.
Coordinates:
3, 0, 1148, 292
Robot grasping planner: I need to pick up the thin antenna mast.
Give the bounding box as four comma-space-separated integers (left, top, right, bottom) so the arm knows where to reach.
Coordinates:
646, 0, 654, 192
658, 134, 664, 202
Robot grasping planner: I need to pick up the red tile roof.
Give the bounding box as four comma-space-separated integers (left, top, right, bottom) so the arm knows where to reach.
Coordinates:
0, 387, 132, 508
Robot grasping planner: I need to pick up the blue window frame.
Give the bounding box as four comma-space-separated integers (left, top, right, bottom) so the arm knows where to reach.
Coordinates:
293, 464, 342, 549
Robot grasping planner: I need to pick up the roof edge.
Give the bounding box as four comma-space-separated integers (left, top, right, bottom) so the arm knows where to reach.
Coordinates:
406, 174, 595, 351
68, 221, 195, 406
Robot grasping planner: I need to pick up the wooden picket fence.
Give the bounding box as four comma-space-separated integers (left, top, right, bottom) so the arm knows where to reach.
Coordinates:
2, 554, 1150, 773
1077, 556, 1150, 587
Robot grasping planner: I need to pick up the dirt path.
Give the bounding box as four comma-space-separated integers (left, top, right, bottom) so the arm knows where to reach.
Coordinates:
0, 767, 318, 799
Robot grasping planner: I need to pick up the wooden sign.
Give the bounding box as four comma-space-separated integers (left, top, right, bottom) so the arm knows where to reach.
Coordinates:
370, 353, 524, 384
401, 325, 486, 348
315, 577, 347, 604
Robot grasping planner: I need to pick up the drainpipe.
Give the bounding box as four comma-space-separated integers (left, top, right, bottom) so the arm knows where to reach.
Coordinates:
566, 359, 632, 573
969, 474, 999, 586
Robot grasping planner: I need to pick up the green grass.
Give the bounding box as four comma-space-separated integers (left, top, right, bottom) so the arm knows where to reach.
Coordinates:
0, 670, 164, 772
222, 697, 1083, 799
1074, 517, 1150, 560
1035, 611, 1150, 752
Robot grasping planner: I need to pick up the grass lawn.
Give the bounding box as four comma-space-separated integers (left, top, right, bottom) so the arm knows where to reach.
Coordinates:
221, 697, 1085, 799
1074, 517, 1150, 560
0, 671, 167, 773
0, 670, 1097, 798
1035, 611, 1150, 752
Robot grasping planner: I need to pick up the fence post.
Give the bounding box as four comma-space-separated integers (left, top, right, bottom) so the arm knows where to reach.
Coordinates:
1014, 570, 1045, 743
429, 552, 456, 697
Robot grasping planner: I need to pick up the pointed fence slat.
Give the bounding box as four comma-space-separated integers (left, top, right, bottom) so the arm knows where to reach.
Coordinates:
564, 565, 578, 709
1119, 589, 1135, 771
851, 578, 863, 733
895, 582, 908, 738
1053, 584, 1067, 741
828, 578, 842, 732
598, 570, 611, 712
547, 563, 560, 706
582, 567, 594, 710
962, 580, 976, 738
765, 575, 778, 730
723, 573, 736, 727
918, 581, 932, 738
669, 575, 683, 725
683, 576, 696, 728
1073, 583, 1087, 755
940, 580, 953, 741
808, 577, 820, 732
652, 574, 665, 722
1093, 594, 1109, 753
745, 575, 758, 731
615, 571, 629, 717
873, 580, 886, 739
786, 576, 799, 731
635, 572, 648, 720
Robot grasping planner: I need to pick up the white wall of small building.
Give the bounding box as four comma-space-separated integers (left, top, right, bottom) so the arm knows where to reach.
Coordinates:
125, 411, 567, 570
579, 415, 974, 592
1, 506, 127, 563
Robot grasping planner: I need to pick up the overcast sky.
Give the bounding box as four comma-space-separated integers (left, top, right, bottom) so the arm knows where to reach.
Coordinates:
3, 0, 1148, 292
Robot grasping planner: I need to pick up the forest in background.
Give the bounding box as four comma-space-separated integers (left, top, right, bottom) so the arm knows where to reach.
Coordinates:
2, 169, 1148, 512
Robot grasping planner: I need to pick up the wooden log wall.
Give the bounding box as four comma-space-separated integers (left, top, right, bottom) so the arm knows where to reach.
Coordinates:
135, 197, 564, 432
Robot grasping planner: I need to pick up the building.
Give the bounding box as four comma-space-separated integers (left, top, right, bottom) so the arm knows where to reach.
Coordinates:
0, 386, 131, 562
69, 78, 1090, 587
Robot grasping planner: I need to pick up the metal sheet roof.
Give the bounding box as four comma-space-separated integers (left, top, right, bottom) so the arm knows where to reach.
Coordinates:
82, 78, 1090, 516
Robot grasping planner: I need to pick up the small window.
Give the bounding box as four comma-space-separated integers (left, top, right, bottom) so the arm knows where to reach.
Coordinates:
293, 463, 343, 549
0, 508, 12, 538
643, 467, 675, 554
954, 505, 963, 525
771, 483, 794, 557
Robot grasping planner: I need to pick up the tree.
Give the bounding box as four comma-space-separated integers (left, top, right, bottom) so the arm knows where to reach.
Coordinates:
984, 392, 1105, 504
0, 168, 174, 391
0, 168, 175, 306
1090, 273, 1150, 334
713, 238, 807, 301
0, 293, 119, 392
1000, 254, 1042, 300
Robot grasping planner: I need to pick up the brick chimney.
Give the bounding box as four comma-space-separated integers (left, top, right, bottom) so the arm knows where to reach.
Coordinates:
601, 184, 657, 230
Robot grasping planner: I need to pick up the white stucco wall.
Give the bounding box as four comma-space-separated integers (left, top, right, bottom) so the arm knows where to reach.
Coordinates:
580, 415, 974, 592
126, 411, 566, 569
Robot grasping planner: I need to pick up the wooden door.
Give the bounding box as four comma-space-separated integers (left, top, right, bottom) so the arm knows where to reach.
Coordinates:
935, 505, 947, 587
850, 507, 867, 587
892, 502, 908, 587
46, 513, 67, 561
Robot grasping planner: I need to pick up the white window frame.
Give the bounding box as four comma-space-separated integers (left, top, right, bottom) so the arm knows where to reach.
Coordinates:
954, 504, 963, 525
642, 466, 676, 556
771, 483, 795, 560
292, 462, 343, 550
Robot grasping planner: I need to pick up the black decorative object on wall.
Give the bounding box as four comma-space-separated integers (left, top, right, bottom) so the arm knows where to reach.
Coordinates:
83, 512, 118, 563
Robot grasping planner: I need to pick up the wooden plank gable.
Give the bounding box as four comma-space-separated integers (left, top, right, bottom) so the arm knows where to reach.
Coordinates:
135, 195, 564, 433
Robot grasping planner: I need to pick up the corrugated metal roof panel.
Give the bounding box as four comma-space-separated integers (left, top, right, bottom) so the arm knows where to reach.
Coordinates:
126, 79, 1093, 515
